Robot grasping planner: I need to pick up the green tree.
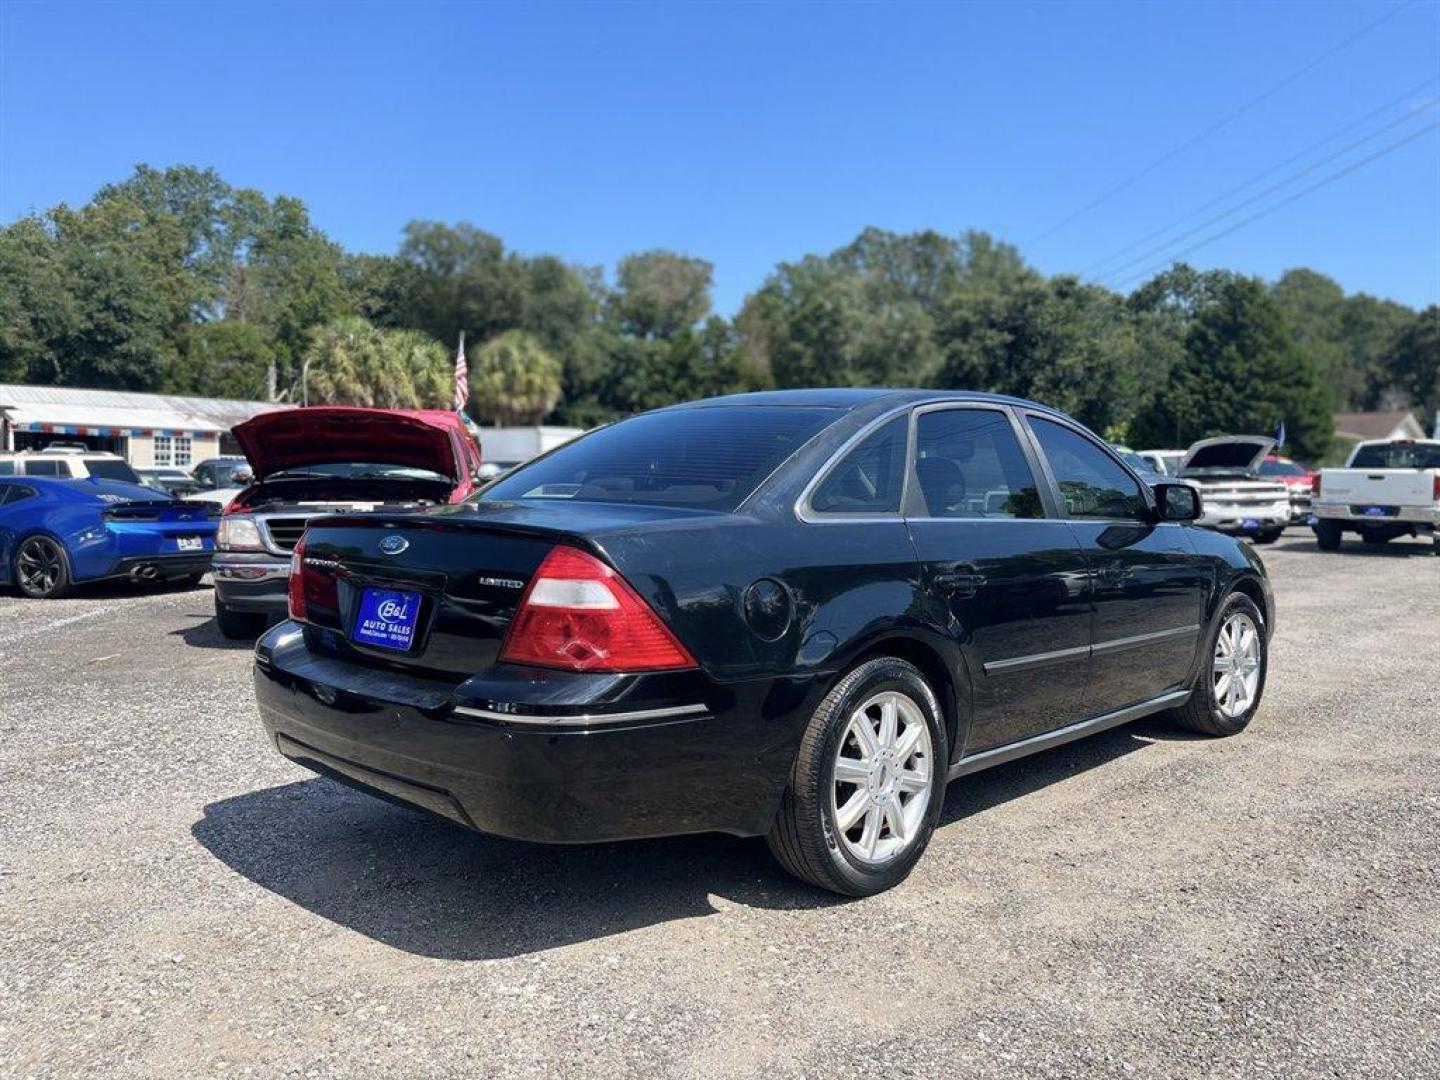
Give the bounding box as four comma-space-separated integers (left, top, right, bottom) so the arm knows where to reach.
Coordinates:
303, 316, 448, 408
613, 251, 713, 339
171, 320, 275, 400
1379, 306, 1438, 426
1131, 276, 1333, 459
469, 329, 563, 425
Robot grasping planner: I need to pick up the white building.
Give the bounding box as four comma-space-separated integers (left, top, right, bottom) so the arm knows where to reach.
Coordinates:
0, 384, 292, 468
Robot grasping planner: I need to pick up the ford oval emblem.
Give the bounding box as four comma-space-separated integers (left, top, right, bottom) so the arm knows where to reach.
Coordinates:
379, 535, 409, 556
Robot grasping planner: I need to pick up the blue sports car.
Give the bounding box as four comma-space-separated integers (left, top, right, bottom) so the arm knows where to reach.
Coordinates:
0, 476, 218, 599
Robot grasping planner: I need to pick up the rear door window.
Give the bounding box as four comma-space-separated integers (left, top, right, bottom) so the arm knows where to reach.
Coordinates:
482, 407, 838, 511
913, 408, 1045, 519
809, 415, 908, 515
22, 459, 66, 477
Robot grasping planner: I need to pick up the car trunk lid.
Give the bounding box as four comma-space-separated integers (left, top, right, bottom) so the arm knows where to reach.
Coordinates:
291, 502, 712, 680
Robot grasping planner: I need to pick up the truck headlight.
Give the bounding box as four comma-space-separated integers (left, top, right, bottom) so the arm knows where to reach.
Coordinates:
217, 516, 264, 551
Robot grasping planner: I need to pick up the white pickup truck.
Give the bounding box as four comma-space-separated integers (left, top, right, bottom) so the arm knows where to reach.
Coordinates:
1312, 438, 1440, 553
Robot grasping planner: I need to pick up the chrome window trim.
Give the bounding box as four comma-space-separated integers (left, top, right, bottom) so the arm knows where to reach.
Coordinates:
794, 402, 917, 525
451, 702, 709, 729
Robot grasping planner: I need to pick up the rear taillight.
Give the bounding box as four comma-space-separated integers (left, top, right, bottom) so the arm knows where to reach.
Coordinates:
499, 545, 696, 672
286, 535, 307, 621
1311, 474, 1322, 497
1433, 474, 1440, 502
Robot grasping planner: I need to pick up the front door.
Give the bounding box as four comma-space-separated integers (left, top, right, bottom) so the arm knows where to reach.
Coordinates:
904, 405, 1095, 755
1023, 415, 1206, 712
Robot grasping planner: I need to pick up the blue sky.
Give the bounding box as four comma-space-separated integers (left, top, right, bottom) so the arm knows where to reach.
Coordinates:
2, 0, 1437, 313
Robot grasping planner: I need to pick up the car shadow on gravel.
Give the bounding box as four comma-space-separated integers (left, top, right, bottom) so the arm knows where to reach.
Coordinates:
170, 612, 273, 650
938, 717, 1201, 826
192, 778, 843, 960
193, 718, 1185, 960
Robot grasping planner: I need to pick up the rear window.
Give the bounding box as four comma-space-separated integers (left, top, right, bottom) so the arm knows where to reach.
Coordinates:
1350, 442, 1440, 469
482, 407, 838, 511
23, 459, 66, 476
84, 459, 141, 483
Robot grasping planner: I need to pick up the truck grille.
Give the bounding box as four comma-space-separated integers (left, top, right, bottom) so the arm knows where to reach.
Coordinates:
264, 517, 311, 552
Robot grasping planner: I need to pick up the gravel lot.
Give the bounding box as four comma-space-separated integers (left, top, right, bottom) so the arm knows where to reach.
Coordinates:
2, 532, 1437, 1078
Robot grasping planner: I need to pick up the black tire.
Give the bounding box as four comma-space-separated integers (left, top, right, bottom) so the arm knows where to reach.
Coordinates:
1171, 592, 1268, 738
1314, 519, 1343, 551
1253, 529, 1282, 545
214, 596, 268, 640
14, 535, 73, 599
766, 657, 948, 896
1359, 528, 1390, 546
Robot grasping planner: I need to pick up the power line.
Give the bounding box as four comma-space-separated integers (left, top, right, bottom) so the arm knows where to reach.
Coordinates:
1026, 0, 1415, 248
1094, 92, 1440, 285
1083, 73, 1440, 278
1112, 120, 1440, 290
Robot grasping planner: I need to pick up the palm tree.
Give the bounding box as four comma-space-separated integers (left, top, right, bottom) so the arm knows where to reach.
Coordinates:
470, 329, 562, 424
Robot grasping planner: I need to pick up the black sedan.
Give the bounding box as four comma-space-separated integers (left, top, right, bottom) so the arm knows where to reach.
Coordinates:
253, 389, 1273, 896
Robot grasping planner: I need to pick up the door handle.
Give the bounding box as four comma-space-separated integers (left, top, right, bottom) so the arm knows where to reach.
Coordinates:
933, 565, 987, 597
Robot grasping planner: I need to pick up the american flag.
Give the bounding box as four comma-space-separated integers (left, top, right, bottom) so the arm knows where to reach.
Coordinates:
453, 331, 468, 413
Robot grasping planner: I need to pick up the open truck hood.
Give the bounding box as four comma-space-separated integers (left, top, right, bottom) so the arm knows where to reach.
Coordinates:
232, 407, 467, 482
1180, 436, 1276, 477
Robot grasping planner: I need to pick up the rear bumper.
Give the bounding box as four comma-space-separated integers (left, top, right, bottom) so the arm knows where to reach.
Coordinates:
213, 555, 290, 612
1312, 502, 1438, 528
1197, 511, 1289, 534
110, 552, 214, 579
251, 623, 813, 843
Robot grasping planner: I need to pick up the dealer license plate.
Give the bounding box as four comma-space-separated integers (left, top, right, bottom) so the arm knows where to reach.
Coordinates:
352, 587, 422, 651
176, 535, 205, 551
1362, 506, 1388, 517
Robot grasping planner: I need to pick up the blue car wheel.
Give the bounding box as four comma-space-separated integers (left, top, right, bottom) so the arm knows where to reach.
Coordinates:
15, 535, 72, 599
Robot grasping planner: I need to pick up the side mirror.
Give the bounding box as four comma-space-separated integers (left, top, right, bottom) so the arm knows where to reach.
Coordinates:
1154, 482, 1202, 522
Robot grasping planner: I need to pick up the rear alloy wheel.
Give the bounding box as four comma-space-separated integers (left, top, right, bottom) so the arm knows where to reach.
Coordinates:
1171, 593, 1268, 737
767, 657, 945, 896
14, 536, 72, 599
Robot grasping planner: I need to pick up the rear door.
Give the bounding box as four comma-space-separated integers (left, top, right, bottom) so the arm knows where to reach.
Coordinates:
902, 404, 1094, 753
1022, 414, 1206, 713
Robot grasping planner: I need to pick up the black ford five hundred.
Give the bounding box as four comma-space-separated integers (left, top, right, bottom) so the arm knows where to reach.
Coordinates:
253, 390, 1274, 895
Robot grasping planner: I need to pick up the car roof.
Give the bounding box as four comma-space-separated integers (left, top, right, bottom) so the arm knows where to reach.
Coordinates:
669, 387, 1062, 414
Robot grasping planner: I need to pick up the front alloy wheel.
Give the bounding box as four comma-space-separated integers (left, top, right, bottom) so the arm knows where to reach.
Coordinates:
1171, 591, 1268, 737
768, 657, 946, 896
1212, 611, 1261, 720
14, 536, 72, 599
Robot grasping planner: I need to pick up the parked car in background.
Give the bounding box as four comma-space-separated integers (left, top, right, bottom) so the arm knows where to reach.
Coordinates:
212, 407, 484, 638
191, 456, 252, 491
137, 467, 203, 498
1312, 438, 1440, 553
183, 465, 253, 509
0, 476, 217, 598
254, 389, 1274, 897
1138, 449, 1186, 477
1178, 436, 1291, 544
0, 448, 143, 485
1258, 453, 1316, 523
